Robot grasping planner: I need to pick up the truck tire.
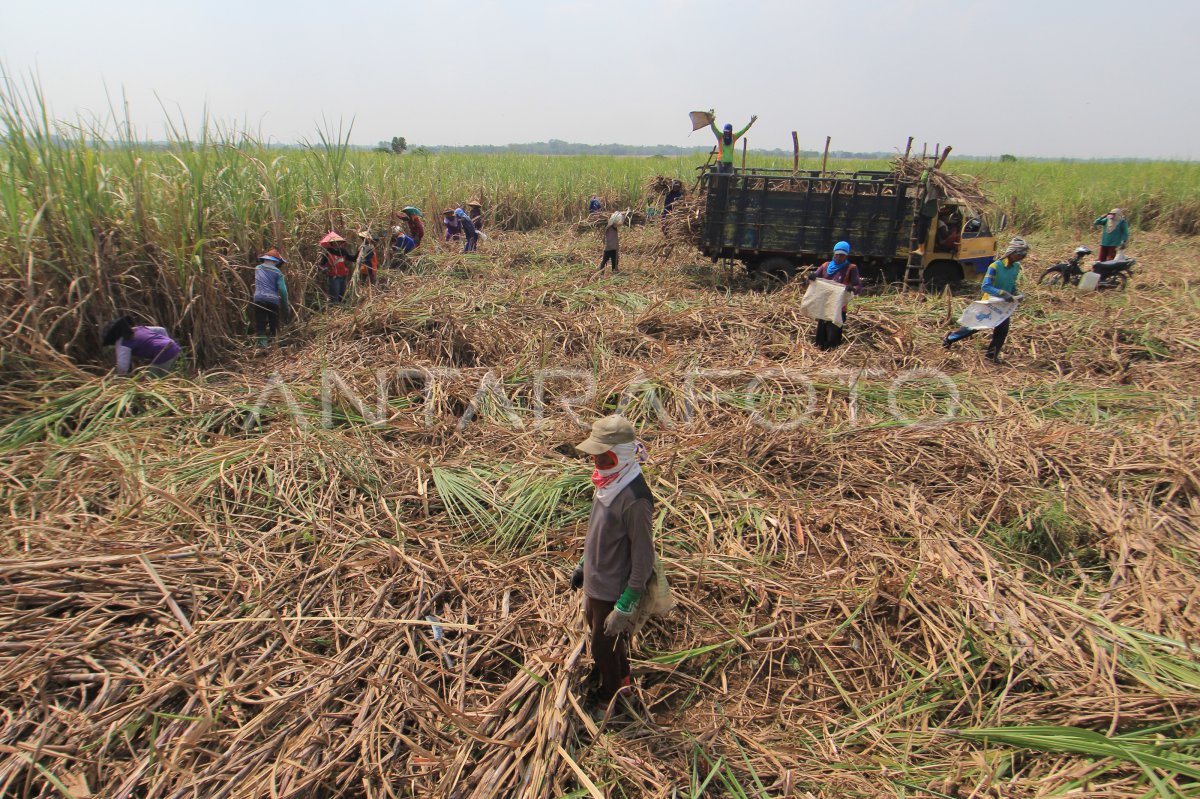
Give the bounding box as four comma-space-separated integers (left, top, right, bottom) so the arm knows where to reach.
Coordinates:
923, 259, 963, 290
756, 257, 798, 284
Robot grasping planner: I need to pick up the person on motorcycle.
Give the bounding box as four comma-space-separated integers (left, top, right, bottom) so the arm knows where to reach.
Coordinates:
943, 237, 1030, 364
1093, 208, 1128, 262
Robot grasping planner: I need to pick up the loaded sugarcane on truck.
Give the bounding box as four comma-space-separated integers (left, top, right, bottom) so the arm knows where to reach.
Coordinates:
696, 158, 998, 287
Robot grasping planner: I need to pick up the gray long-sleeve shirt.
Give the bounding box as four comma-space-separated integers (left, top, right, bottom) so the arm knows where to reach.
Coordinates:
583, 474, 655, 602
603, 226, 619, 251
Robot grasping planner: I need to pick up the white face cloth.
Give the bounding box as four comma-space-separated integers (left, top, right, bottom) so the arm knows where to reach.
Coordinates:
592, 442, 643, 507
1106, 208, 1125, 234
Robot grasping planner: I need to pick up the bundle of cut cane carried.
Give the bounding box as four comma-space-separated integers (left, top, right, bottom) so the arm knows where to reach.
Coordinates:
572, 210, 645, 232
644, 175, 676, 196
658, 195, 705, 251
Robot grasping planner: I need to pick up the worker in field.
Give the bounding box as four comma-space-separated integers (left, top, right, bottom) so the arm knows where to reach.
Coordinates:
943, 237, 1030, 363
663, 180, 684, 214
102, 315, 182, 376
467, 199, 484, 231
569, 414, 655, 708
811, 241, 863, 350
1093, 208, 1129, 262
455, 208, 479, 252
398, 206, 425, 248
708, 109, 757, 174
443, 208, 462, 242
598, 212, 623, 273
661, 179, 684, 233
389, 226, 417, 260
251, 249, 289, 346
318, 231, 355, 304
356, 232, 379, 286
588, 194, 603, 214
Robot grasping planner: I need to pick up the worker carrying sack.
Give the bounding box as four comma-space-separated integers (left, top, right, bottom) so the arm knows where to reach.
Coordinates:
957, 296, 1019, 330
799, 278, 847, 327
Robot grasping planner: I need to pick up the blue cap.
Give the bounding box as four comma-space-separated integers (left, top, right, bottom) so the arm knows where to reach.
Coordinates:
723, 123, 733, 131
833, 241, 851, 254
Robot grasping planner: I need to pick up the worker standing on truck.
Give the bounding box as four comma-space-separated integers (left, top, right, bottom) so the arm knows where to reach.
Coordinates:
811, 241, 863, 350
708, 109, 757, 174
569, 414, 655, 708
943, 237, 1030, 363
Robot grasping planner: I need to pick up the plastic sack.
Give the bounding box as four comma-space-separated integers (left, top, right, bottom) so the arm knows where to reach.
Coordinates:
799, 278, 847, 326
958, 297, 1017, 330
1079, 272, 1100, 292
631, 557, 675, 636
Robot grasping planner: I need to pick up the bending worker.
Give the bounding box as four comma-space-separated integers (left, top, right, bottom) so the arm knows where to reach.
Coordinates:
102, 316, 182, 376
570, 414, 655, 707
709, 109, 757, 174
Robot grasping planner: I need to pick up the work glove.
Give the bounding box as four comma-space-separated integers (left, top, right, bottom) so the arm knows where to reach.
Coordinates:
603, 605, 635, 637
603, 587, 641, 636
997, 290, 1014, 301
569, 564, 584, 591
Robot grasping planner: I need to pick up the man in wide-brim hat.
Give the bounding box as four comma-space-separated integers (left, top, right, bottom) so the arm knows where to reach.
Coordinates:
466, 199, 484, 231
569, 414, 655, 705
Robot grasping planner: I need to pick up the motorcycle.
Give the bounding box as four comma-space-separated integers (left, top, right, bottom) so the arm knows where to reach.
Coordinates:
1038, 246, 1134, 291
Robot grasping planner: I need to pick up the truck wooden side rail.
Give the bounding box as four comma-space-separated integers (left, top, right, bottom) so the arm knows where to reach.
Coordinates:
697, 166, 993, 286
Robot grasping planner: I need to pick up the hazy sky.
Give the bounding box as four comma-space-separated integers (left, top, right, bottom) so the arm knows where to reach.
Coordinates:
2, 0, 1196, 158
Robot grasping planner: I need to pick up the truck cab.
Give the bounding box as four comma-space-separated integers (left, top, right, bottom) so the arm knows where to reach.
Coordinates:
909, 201, 998, 287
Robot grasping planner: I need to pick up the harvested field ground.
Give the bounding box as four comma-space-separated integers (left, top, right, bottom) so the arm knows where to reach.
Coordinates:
2, 224, 1199, 798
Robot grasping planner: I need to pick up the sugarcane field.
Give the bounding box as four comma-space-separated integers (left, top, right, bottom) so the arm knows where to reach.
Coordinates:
3, 20, 1200, 797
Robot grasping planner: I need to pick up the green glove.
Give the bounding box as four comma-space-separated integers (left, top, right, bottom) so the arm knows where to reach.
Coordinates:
614, 587, 641, 614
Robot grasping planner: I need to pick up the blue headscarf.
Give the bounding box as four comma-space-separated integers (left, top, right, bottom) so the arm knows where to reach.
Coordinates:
826, 241, 851, 277
454, 208, 468, 219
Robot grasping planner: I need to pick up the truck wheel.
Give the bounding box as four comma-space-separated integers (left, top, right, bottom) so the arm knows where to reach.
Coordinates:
757, 257, 798, 284
923, 259, 962, 290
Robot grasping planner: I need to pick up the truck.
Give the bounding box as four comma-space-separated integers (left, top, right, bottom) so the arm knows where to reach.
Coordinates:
695, 163, 998, 287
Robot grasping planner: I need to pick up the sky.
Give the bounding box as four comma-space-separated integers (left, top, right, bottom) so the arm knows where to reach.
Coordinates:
1, 0, 1196, 159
